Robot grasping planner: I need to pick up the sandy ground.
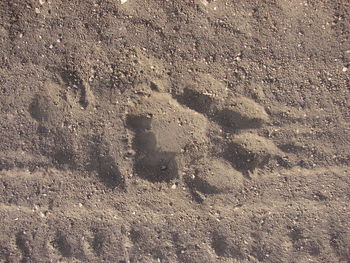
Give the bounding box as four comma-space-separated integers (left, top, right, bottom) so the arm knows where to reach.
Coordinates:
0, 0, 349, 262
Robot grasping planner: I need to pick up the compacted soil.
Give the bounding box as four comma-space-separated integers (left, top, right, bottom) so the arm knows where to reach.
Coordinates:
0, 0, 349, 262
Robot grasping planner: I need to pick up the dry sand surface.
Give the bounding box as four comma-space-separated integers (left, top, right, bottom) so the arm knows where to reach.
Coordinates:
0, 0, 349, 262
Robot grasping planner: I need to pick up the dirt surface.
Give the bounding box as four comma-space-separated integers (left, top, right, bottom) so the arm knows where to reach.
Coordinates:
0, 0, 349, 262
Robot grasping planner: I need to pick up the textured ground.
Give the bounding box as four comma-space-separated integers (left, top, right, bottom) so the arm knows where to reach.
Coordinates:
0, 0, 349, 262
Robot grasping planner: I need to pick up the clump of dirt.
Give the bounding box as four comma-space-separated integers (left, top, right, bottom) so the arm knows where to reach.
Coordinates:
0, 0, 349, 262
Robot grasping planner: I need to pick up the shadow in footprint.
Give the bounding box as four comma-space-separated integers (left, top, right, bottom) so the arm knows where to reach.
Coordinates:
174, 89, 266, 133
126, 115, 178, 183
51, 231, 72, 258
222, 146, 269, 178
16, 232, 32, 263
88, 137, 125, 189
222, 134, 278, 178
211, 231, 244, 260
91, 229, 104, 257
175, 88, 216, 116
29, 95, 50, 122
184, 175, 220, 195
213, 108, 265, 131
184, 173, 220, 203
57, 68, 88, 108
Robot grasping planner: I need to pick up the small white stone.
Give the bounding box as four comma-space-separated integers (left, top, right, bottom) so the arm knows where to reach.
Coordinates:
171, 184, 177, 189
35, 7, 40, 14
121, 0, 127, 4
342, 67, 348, 72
